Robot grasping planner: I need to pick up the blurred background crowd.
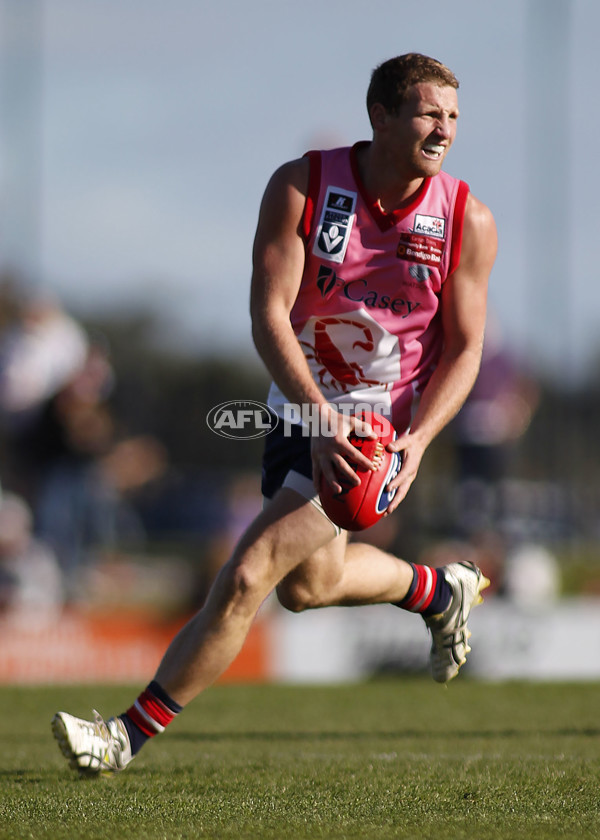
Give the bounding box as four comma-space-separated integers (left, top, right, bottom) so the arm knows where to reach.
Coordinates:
2, 268, 600, 631
0, 273, 269, 618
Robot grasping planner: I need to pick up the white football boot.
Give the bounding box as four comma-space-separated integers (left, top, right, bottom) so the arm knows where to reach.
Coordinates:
423, 560, 490, 683
52, 710, 133, 776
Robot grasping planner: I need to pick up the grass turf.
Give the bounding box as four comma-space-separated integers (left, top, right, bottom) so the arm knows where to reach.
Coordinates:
1, 679, 599, 839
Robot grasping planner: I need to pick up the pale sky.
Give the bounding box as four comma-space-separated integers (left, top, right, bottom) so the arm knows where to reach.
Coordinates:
0, 0, 598, 381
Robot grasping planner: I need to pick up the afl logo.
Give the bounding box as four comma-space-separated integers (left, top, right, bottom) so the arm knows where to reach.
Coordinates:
206, 401, 279, 440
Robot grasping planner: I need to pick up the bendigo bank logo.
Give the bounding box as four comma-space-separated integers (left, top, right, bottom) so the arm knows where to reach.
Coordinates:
397, 232, 444, 267
397, 214, 446, 268
206, 401, 279, 439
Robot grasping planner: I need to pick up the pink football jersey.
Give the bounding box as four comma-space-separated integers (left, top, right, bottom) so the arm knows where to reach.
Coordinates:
268, 142, 469, 433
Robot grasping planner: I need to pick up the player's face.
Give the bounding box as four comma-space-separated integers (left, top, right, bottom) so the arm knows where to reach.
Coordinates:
384, 82, 459, 178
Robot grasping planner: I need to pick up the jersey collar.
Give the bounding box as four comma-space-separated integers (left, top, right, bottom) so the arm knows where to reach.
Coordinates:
350, 141, 432, 232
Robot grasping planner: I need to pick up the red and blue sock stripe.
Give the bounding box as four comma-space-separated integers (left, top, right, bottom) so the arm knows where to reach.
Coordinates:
395, 563, 451, 616
120, 680, 183, 755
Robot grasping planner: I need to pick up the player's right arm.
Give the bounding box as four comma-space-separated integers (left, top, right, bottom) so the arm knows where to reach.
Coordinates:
250, 158, 374, 493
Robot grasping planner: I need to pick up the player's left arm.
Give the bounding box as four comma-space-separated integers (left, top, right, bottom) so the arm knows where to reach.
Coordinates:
385, 192, 498, 512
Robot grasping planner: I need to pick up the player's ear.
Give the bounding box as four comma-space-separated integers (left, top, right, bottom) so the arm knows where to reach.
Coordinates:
370, 102, 389, 131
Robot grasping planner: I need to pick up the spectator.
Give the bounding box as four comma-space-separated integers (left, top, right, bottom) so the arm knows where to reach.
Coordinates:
451, 315, 539, 537
0, 490, 64, 622
0, 291, 88, 418
453, 314, 538, 485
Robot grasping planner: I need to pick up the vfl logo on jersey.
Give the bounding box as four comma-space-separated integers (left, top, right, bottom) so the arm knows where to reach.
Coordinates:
413, 214, 446, 239
313, 186, 357, 264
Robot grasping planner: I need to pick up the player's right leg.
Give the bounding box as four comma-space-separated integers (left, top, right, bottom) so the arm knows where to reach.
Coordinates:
151, 487, 341, 703
51, 487, 339, 775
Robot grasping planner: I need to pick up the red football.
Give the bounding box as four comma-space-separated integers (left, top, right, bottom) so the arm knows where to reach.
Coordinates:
318, 410, 402, 531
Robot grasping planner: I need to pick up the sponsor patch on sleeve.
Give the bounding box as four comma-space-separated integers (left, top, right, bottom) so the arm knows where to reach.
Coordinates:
413, 214, 446, 238
396, 232, 444, 266
312, 186, 357, 264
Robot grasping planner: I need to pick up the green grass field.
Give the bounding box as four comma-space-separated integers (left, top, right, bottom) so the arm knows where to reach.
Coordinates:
1, 679, 599, 839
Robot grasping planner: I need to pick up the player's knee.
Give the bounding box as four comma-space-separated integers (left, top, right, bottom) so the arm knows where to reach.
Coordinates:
276, 579, 319, 612
229, 555, 272, 604
225, 512, 302, 605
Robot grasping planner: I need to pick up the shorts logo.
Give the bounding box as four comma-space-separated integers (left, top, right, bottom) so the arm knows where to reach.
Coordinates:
313, 186, 357, 264
413, 214, 446, 239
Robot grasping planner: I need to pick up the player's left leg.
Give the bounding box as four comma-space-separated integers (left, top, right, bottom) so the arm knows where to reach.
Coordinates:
276, 538, 489, 683
276, 539, 415, 610
277, 534, 462, 615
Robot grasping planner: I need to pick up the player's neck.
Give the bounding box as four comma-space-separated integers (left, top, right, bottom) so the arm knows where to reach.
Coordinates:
356, 141, 426, 213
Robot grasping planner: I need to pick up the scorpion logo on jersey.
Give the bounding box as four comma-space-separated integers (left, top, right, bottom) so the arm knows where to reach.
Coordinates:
297, 310, 400, 394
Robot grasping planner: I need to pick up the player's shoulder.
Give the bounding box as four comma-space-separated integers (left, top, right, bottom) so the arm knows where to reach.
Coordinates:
267, 156, 311, 197
256, 157, 313, 238
458, 192, 498, 269
463, 192, 496, 235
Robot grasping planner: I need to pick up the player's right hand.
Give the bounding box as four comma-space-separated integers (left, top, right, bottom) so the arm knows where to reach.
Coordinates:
311, 407, 377, 496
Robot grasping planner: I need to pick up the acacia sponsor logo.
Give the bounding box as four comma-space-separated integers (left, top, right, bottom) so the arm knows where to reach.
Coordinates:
206, 401, 279, 439
413, 213, 445, 238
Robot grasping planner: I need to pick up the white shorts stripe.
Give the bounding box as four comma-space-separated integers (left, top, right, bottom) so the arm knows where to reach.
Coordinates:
264, 469, 342, 537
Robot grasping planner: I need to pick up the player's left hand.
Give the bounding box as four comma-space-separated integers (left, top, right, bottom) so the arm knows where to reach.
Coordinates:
383, 432, 426, 514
